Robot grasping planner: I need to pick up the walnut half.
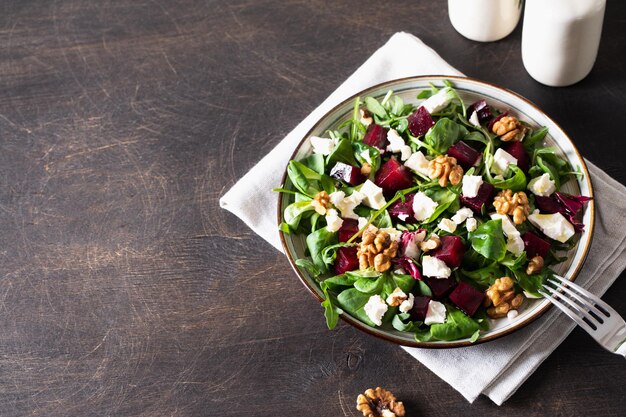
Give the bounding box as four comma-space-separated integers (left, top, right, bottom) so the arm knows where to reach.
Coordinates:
492, 115, 526, 142
356, 387, 405, 417
493, 189, 530, 225
428, 155, 463, 187
357, 226, 399, 272
484, 277, 525, 318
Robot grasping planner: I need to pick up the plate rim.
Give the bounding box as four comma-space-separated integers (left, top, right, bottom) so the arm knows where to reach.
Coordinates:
277, 75, 595, 348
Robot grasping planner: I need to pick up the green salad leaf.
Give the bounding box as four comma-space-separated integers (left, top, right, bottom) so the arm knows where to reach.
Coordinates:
469, 219, 507, 261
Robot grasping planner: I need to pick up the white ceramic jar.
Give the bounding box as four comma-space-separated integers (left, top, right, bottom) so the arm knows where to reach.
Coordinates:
448, 0, 522, 42
522, 0, 606, 87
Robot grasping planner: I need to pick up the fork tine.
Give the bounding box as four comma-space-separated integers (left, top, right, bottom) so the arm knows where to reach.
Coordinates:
543, 285, 599, 328
552, 275, 616, 317
539, 288, 596, 333
546, 278, 607, 321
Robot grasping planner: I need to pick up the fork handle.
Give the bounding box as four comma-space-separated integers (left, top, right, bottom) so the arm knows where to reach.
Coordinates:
616, 341, 626, 358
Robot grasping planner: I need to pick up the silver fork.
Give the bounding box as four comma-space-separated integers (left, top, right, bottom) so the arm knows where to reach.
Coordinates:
539, 275, 626, 357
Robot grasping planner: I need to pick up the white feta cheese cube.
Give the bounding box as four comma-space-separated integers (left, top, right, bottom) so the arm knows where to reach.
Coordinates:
425, 300, 447, 325
386, 129, 406, 153
462, 175, 483, 198
528, 173, 556, 197
492, 148, 518, 175
397, 213, 409, 222
490, 213, 520, 238
451, 207, 474, 224
364, 294, 388, 326
404, 151, 430, 176
411, 191, 438, 221
310, 136, 336, 155
420, 87, 453, 114
422, 255, 452, 278
357, 216, 369, 230
329, 190, 364, 220
506, 235, 525, 256
507, 309, 519, 320
438, 218, 457, 233
469, 110, 480, 127
359, 180, 386, 210
399, 293, 415, 313
325, 209, 343, 232
359, 149, 373, 165
466, 217, 478, 232
528, 211, 575, 243
400, 145, 413, 161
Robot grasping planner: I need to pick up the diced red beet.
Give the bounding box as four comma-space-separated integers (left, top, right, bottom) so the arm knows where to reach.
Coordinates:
447, 140, 483, 169
460, 182, 495, 213
424, 276, 457, 300
407, 106, 435, 137
522, 231, 551, 259
330, 162, 366, 186
467, 99, 494, 124
502, 141, 530, 172
363, 124, 388, 150
449, 281, 485, 317
431, 235, 466, 269
375, 157, 414, 195
488, 111, 508, 131
338, 219, 359, 243
388, 193, 416, 223
334, 247, 359, 275
409, 295, 431, 321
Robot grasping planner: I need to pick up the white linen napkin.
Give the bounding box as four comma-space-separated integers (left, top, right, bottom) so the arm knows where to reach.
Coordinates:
219, 32, 626, 404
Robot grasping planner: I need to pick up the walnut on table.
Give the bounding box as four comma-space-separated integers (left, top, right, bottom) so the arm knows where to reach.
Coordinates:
356, 387, 405, 417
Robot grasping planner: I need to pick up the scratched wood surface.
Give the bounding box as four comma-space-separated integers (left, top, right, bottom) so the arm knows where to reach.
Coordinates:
0, 0, 624, 416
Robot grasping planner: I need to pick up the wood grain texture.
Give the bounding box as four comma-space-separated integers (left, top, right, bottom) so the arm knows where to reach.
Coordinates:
0, 0, 623, 416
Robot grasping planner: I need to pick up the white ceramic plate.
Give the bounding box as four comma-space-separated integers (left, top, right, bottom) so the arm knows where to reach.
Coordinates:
278, 76, 595, 348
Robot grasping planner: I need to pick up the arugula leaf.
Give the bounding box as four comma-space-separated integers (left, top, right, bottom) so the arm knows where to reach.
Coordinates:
301, 153, 325, 175
392, 312, 422, 332
524, 126, 548, 149
306, 227, 338, 272
469, 219, 507, 261
354, 275, 386, 294
500, 252, 528, 270
489, 165, 527, 192
430, 307, 481, 341
321, 285, 342, 330
327, 137, 358, 166
295, 258, 322, 277
283, 200, 314, 230
353, 142, 381, 178
461, 263, 503, 287
321, 274, 358, 292
364, 96, 388, 119
337, 288, 376, 325
287, 160, 322, 197
511, 267, 547, 297
424, 118, 461, 155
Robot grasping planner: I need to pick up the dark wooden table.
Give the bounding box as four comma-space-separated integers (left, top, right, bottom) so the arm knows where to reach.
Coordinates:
0, 1, 624, 416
